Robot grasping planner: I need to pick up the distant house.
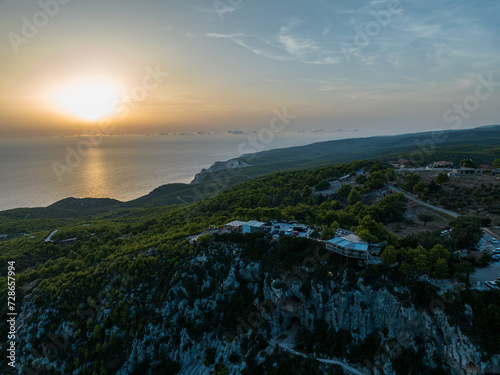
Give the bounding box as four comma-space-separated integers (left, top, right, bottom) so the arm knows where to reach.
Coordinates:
432, 161, 453, 168
242, 221, 265, 233
480, 164, 495, 171
452, 167, 477, 175
324, 232, 370, 259
388, 159, 409, 168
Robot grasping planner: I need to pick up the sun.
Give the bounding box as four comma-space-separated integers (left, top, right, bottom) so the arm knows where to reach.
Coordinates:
50, 79, 121, 122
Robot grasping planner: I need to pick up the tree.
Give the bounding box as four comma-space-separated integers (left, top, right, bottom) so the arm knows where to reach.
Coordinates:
315, 180, 330, 191
355, 174, 367, 184
337, 184, 352, 197
402, 173, 421, 192
302, 185, 312, 197
432, 258, 449, 279
366, 171, 386, 190
378, 193, 406, 223
493, 159, 500, 168
481, 217, 492, 227
320, 227, 335, 240
450, 216, 482, 248
413, 181, 427, 194
429, 244, 450, 264
435, 172, 450, 185
382, 245, 397, 265
460, 159, 477, 168
454, 261, 475, 287
417, 213, 434, 227
348, 189, 362, 204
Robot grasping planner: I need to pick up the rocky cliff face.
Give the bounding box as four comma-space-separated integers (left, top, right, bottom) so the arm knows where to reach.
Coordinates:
14, 242, 500, 375
262, 277, 500, 375
190, 160, 250, 184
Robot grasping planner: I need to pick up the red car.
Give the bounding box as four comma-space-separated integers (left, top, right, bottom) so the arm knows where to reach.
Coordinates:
291, 231, 299, 237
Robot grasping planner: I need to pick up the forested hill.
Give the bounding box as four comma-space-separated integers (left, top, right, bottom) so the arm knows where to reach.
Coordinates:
1, 158, 500, 375
1, 125, 499, 218
192, 124, 500, 183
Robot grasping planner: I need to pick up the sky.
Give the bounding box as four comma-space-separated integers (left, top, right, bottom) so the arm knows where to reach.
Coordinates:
0, 0, 499, 137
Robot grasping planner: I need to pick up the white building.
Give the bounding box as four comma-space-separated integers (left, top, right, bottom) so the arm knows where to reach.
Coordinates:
324, 233, 370, 259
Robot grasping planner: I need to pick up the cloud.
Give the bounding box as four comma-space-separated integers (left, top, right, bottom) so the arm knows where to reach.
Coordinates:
205, 18, 343, 65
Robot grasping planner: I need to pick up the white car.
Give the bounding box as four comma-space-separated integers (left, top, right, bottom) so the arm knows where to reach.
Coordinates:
492, 255, 500, 261
485, 281, 499, 289
491, 238, 499, 244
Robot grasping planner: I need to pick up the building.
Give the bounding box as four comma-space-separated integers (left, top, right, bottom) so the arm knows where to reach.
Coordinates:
242, 220, 265, 233
452, 168, 477, 175
432, 161, 453, 168
324, 233, 370, 259
388, 159, 409, 168
224, 220, 246, 231
480, 164, 495, 171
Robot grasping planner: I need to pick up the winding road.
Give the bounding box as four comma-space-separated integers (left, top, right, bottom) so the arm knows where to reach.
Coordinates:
269, 340, 367, 375
384, 184, 460, 218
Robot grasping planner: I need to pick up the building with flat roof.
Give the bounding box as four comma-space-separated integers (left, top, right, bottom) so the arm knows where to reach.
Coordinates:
324, 233, 370, 259
243, 220, 265, 233
452, 167, 477, 175
432, 161, 454, 168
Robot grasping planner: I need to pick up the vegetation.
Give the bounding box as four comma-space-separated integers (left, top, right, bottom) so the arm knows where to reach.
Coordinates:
1, 151, 499, 374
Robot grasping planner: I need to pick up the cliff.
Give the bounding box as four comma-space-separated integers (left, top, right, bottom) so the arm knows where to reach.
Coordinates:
14, 240, 500, 375
190, 159, 250, 184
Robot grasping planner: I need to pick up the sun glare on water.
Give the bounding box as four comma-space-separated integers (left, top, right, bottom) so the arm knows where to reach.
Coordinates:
50, 79, 121, 122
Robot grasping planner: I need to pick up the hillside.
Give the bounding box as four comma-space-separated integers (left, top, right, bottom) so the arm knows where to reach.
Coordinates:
191, 125, 500, 184
1, 159, 500, 375
1, 125, 499, 231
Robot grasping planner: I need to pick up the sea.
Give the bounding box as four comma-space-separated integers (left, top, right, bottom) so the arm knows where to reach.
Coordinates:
0, 132, 361, 212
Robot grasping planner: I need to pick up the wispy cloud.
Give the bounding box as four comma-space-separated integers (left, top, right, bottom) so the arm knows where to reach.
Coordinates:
205, 18, 342, 65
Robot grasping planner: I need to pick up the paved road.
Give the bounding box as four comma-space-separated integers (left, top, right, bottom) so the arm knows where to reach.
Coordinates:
384, 184, 460, 218
271, 341, 367, 375
471, 261, 500, 289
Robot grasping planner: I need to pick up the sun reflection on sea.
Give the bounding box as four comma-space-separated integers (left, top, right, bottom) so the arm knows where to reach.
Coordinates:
79, 146, 110, 198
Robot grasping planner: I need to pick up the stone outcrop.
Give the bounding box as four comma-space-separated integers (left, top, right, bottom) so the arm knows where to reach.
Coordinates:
13, 243, 500, 375
190, 160, 250, 184
262, 278, 500, 375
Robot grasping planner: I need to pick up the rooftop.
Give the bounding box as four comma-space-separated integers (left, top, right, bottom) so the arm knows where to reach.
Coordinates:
327, 234, 369, 251
245, 220, 265, 227
225, 220, 246, 227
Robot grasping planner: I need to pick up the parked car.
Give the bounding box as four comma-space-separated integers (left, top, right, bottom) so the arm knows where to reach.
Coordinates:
278, 230, 285, 235
492, 254, 500, 261
485, 281, 499, 289
291, 231, 299, 237
285, 229, 293, 235
491, 238, 499, 244
271, 229, 279, 235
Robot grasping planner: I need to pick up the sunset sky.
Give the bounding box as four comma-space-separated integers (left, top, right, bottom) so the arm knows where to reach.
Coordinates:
1, 0, 499, 137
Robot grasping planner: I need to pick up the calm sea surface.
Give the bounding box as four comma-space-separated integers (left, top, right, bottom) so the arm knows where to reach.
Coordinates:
0, 133, 350, 212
